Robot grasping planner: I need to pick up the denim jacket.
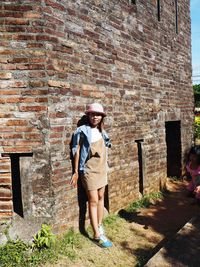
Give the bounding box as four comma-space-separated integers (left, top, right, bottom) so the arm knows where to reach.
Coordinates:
71, 124, 111, 172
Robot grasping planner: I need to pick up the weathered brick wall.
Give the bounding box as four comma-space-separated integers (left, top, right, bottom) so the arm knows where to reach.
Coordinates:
0, 1, 54, 222
0, 158, 12, 221
0, 0, 193, 233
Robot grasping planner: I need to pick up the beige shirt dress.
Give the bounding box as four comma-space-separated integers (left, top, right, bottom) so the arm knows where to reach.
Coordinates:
81, 137, 108, 191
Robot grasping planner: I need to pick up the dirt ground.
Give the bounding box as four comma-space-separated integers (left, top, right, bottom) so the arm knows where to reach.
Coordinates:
46, 179, 200, 267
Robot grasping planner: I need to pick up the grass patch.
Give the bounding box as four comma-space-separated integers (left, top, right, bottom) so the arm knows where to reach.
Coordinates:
0, 227, 86, 267
27, 244, 59, 266
58, 229, 87, 260
0, 239, 59, 267
103, 214, 120, 226
0, 191, 165, 267
0, 239, 29, 267
126, 192, 164, 213
103, 214, 126, 240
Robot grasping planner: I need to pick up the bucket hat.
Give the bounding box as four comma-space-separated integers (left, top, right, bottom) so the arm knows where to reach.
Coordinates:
85, 103, 106, 116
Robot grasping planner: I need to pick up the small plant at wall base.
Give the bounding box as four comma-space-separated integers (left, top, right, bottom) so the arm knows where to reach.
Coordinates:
32, 224, 56, 250
0, 226, 82, 266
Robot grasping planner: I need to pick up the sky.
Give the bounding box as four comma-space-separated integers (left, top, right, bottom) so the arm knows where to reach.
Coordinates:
191, 0, 200, 84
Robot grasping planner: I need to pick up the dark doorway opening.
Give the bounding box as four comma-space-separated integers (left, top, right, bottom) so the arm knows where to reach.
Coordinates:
135, 139, 144, 195
165, 121, 182, 178
2, 153, 33, 218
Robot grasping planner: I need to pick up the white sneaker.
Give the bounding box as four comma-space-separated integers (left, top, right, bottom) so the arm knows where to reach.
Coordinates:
98, 224, 105, 236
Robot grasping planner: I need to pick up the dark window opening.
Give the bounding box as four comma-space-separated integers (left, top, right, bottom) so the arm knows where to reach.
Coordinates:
175, 0, 178, 34
11, 155, 23, 217
129, 0, 136, 4
157, 0, 161, 21
135, 139, 144, 195
2, 153, 33, 218
165, 121, 182, 178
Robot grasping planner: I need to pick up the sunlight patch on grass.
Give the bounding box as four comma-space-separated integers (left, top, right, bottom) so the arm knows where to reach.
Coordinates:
126, 192, 164, 213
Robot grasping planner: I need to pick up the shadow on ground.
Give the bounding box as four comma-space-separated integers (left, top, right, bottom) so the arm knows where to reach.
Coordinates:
144, 214, 200, 267
118, 180, 200, 266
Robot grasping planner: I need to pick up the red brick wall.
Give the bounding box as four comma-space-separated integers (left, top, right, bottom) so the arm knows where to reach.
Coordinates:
0, 1, 54, 221
0, 0, 193, 232
0, 158, 12, 221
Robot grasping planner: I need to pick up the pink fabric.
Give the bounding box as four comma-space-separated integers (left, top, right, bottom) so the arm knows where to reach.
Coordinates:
187, 181, 200, 199
186, 163, 200, 178
186, 162, 200, 199
85, 103, 106, 116
187, 181, 195, 192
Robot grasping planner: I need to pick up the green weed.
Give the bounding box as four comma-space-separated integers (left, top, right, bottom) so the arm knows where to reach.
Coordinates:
126, 192, 164, 212
0, 225, 82, 267
32, 224, 56, 250
0, 239, 29, 267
